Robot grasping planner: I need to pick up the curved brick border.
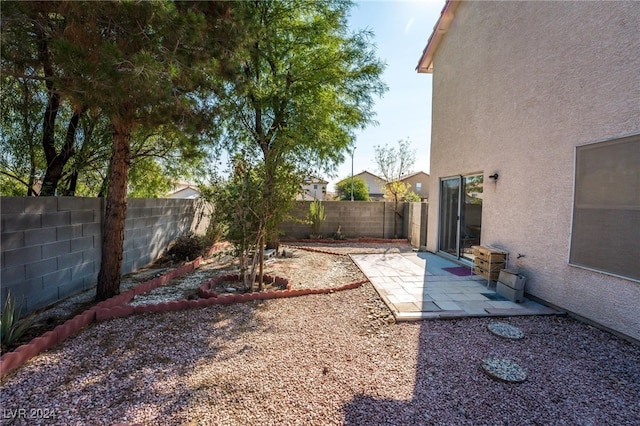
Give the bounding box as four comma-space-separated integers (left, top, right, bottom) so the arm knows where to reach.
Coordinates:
0, 242, 229, 377
0, 241, 369, 378
198, 274, 292, 299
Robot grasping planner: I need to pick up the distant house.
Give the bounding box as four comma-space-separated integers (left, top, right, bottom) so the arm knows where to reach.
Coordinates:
397, 171, 430, 201
298, 177, 328, 200
353, 171, 387, 200
167, 182, 200, 199
417, 0, 639, 341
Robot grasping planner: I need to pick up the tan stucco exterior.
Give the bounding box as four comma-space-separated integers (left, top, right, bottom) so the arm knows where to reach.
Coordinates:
420, 1, 640, 340
299, 177, 328, 200
398, 171, 430, 200
353, 171, 387, 200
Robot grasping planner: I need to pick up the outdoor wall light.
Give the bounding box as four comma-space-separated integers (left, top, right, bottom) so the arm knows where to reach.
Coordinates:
489, 173, 499, 181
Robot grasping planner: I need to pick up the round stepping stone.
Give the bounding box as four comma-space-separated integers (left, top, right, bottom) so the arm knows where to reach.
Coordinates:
487, 322, 524, 340
481, 358, 527, 383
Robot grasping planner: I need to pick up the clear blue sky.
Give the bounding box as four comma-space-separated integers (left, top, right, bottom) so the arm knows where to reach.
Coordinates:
328, 0, 443, 191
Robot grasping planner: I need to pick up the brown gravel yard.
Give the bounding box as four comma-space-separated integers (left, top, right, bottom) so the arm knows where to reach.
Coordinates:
1, 243, 639, 425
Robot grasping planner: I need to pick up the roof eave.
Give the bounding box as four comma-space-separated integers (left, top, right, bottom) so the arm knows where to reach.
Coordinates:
416, 0, 462, 74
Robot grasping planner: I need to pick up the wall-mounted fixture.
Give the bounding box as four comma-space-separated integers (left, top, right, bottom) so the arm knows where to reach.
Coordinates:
489, 173, 499, 181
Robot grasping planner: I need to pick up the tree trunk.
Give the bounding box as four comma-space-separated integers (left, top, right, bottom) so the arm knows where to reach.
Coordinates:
96, 121, 131, 301
62, 170, 78, 196
38, 89, 60, 196
258, 233, 265, 291
393, 197, 399, 239
27, 164, 37, 196
266, 233, 280, 251
40, 110, 81, 196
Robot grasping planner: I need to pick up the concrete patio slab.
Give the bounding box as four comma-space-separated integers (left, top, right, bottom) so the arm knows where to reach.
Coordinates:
350, 252, 564, 321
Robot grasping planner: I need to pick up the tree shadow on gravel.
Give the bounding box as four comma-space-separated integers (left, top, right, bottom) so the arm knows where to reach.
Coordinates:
0, 300, 269, 425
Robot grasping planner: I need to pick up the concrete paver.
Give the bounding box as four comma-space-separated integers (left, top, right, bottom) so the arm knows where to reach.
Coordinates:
350, 252, 563, 321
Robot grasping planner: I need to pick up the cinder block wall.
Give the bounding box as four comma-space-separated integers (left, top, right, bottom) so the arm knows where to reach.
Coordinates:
279, 201, 427, 242
405, 202, 429, 250
1, 197, 209, 313
123, 198, 208, 273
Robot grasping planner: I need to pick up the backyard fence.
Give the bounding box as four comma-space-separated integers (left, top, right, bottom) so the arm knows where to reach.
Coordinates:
278, 201, 428, 248
0, 197, 210, 314
1, 197, 427, 315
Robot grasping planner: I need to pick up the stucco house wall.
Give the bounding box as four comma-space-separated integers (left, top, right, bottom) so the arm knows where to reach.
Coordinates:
167, 186, 200, 199
299, 178, 328, 200
354, 171, 387, 200
399, 171, 430, 200
419, 1, 640, 340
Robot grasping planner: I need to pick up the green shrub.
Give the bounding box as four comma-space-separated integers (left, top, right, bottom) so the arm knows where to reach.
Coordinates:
307, 199, 326, 238
1, 292, 34, 349
335, 176, 370, 201
166, 233, 212, 261
404, 191, 421, 202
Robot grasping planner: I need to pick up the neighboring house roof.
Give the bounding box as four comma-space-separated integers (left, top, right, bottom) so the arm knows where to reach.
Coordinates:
336, 170, 387, 199
338, 170, 386, 183
397, 171, 430, 182
356, 170, 386, 182
336, 170, 388, 185
303, 176, 329, 185
389, 171, 430, 200
416, 0, 462, 73
299, 176, 328, 200
167, 183, 200, 199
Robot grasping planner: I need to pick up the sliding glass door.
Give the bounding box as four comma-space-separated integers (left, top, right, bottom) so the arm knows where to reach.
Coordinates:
439, 177, 461, 257
439, 175, 483, 261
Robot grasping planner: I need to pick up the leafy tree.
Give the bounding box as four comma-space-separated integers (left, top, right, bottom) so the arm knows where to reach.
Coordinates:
1, 3, 218, 199
210, 155, 264, 291
404, 191, 421, 202
127, 127, 211, 198
1, 1, 242, 300
1, 2, 90, 196
374, 138, 416, 237
0, 76, 45, 196
216, 0, 386, 284
57, 110, 112, 196
127, 157, 172, 199
335, 176, 370, 201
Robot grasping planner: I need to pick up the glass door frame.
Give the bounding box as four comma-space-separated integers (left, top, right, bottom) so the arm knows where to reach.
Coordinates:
438, 176, 462, 260
438, 174, 483, 263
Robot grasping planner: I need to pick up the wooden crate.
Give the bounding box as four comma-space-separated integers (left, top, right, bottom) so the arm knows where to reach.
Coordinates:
472, 246, 507, 262
474, 257, 506, 271
474, 266, 500, 280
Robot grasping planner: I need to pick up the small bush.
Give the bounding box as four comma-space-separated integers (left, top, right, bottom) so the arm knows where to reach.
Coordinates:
1, 292, 34, 350
166, 233, 212, 261
332, 225, 347, 240
307, 199, 326, 238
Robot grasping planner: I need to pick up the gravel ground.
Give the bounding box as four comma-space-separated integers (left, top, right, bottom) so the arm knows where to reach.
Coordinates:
1, 243, 639, 425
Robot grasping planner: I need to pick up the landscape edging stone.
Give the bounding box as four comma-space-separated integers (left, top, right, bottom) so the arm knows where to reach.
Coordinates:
0, 241, 370, 377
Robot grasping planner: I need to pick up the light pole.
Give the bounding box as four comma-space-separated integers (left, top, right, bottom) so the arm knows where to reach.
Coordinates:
350, 146, 356, 201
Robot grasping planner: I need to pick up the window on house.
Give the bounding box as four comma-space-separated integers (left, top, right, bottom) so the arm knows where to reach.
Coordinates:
416, 182, 422, 192
569, 134, 640, 281
313, 184, 318, 189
